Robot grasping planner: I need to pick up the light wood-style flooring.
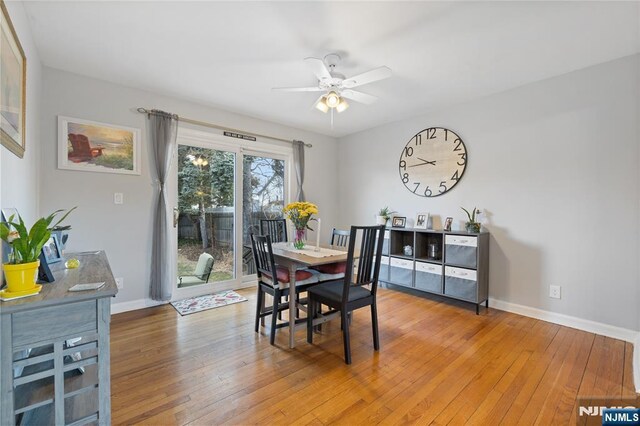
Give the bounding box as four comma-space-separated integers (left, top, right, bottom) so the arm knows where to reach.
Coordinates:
110, 287, 637, 425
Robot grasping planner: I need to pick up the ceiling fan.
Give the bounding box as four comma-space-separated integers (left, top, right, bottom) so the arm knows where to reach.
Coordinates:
273, 54, 392, 118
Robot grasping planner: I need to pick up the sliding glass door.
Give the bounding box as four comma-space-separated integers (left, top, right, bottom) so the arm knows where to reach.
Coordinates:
173, 129, 290, 293
176, 145, 236, 288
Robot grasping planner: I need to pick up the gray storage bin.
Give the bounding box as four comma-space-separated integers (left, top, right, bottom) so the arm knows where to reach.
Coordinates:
444, 266, 478, 302
382, 231, 390, 255
378, 256, 390, 281
389, 257, 413, 285
445, 235, 477, 268
415, 262, 442, 293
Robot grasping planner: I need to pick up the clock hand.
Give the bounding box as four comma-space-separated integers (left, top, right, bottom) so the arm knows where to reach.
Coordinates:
409, 158, 437, 167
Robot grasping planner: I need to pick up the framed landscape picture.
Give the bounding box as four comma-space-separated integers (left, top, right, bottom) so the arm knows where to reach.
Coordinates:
0, 1, 26, 158
58, 116, 141, 175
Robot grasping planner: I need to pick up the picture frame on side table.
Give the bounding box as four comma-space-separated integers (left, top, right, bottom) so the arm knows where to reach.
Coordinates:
444, 217, 453, 231
58, 116, 141, 175
392, 216, 406, 228
415, 212, 429, 229
42, 234, 63, 264
0, 1, 27, 159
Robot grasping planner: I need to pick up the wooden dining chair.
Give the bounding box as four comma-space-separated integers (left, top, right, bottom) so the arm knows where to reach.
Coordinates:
330, 228, 350, 247
306, 225, 385, 364
250, 233, 319, 345
260, 219, 288, 243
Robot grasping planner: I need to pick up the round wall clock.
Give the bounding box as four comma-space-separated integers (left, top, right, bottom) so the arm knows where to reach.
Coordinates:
398, 127, 467, 197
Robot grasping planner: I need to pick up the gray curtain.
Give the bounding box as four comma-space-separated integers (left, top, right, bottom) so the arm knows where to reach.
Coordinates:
148, 110, 178, 301
292, 140, 306, 202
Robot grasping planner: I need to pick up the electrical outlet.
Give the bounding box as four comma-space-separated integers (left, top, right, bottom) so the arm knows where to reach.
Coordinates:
114, 193, 124, 204
549, 285, 561, 299
115, 277, 123, 289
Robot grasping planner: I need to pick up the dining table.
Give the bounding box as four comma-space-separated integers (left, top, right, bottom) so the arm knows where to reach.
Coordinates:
270, 242, 350, 348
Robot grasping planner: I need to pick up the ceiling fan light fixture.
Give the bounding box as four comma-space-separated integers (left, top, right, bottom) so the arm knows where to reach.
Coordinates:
336, 98, 349, 113
325, 91, 341, 108
315, 97, 329, 113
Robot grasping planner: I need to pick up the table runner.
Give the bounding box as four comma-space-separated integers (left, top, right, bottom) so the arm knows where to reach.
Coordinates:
272, 242, 347, 258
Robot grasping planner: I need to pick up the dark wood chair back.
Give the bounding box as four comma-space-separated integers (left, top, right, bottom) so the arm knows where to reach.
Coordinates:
260, 219, 288, 243
250, 233, 279, 287
330, 228, 350, 247
342, 225, 385, 301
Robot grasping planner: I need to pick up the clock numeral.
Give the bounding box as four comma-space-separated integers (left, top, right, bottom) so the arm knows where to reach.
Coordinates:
415, 134, 422, 145
412, 182, 420, 193
444, 129, 449, 141
399, 159, 406, 170
451, 170, 460, 181
426, 128, 437, 139
439, 181, 447, 194
402, 173, 409, 183
404, 146, 414, 157
457, 153, 466, 166
453, 139, 463, 151
424, 186, 432, 197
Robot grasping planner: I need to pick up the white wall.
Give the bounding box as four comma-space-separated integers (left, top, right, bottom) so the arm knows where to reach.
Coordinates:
338, 55, 640, 332
40, 67, 339, 305
1, 1, 42, 225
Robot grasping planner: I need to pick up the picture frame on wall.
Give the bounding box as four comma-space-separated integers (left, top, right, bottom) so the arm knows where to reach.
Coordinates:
392, 216, 406, 228
0, 1, 27, 159
415, 212, 429, 229
58, 116, 141, 175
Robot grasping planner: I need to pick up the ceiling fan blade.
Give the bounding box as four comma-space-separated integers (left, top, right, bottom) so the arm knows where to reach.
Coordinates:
272, 86, 323, 92
304, 57, 332, 81
341, 89, 378, 105
341, 66, 392, 89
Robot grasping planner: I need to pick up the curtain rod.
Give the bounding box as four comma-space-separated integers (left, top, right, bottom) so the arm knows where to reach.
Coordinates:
136, 107, 312, 148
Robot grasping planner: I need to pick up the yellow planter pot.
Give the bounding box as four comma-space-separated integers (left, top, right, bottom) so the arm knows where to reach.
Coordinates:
3, 261, 39, 293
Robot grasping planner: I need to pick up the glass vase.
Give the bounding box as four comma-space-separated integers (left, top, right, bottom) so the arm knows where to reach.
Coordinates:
294, 227, 306, 249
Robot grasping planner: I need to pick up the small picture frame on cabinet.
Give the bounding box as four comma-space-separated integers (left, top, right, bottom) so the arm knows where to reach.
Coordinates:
415, 212, 429, 229
444, 217, 453, 231
392, 216, 406, 228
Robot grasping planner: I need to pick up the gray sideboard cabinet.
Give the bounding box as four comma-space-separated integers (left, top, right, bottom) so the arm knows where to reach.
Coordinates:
380, 228, 489, 314
0, 251, 118, 425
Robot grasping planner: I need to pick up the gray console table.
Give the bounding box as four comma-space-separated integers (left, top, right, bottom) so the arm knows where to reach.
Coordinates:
0, 251, 118, 425
380, 228, 489, 314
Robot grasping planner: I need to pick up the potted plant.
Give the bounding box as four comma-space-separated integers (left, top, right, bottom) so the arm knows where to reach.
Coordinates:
0, 208, 75, 293
282, 202, 318, 249
376, 206, 396, 226
461, 207, 481, 233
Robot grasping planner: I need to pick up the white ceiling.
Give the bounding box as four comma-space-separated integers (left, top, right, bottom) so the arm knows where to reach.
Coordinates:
23, 1, 640, 138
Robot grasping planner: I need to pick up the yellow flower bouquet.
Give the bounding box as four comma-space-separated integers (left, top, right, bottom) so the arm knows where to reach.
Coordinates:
282, 201, 318, 249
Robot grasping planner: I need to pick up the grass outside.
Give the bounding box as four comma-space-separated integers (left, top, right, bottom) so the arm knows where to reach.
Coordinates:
178, 239, 233, 282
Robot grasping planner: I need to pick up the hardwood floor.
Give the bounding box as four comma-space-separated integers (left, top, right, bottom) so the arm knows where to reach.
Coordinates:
110, 287, 637, 425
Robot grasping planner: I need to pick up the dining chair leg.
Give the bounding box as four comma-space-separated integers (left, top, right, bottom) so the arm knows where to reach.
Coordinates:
270, 288, 281, 346
307, 298, 314, 344
341, 310, 352, 365
260, 293, 266, 326
254, 285, 263, 333
371, 301, 380, 351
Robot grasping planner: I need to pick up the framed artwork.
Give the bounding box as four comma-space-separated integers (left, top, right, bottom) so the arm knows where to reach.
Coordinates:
42, 234, 63, 264
415, 212, 429, 229
0, 1, 26, 158
58, 116, 141, 175
444, 217, 453, 231
392, 216, 406, 228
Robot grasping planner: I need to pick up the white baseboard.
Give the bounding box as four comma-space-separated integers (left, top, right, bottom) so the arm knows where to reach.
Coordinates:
489, 298, 639, 343
110, 281, 257, 315
635, 333, 640, 393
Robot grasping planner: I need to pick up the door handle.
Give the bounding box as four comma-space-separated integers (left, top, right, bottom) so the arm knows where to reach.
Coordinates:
173, 208, 179, 228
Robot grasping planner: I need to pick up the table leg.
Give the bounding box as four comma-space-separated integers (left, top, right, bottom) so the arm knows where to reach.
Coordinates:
289, 263, 297, 349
